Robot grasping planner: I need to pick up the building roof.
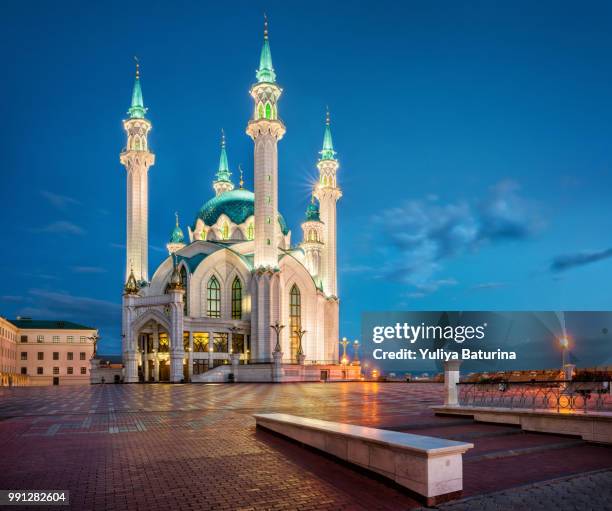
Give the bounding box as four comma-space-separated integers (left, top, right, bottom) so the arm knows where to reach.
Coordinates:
196, 189, 289, 235
9, 319, 96, 330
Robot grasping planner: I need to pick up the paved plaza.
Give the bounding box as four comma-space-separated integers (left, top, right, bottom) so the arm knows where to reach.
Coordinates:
1, 383, 611, 510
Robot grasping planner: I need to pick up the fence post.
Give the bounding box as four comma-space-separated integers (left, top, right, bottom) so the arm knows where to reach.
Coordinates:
444, 360, 462, 406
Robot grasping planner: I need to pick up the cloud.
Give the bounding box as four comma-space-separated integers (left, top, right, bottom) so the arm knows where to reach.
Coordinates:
374, 181, 542, 289
40, 190, 81, 210
471, 282, 507, 290
110, 243, 125, 249
22, 289, 121, 330
34, 221, 85, 235
150, 245, 166, 253
72, 266, 107, 274
550, 248, 612, 273
0, 295, 24, 302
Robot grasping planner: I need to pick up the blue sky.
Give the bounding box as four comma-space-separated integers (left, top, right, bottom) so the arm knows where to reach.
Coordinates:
2, 1, 612, 355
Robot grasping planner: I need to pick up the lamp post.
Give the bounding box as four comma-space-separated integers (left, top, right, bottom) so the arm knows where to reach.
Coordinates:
340, 337, 349, 365
559, 337, 569, 369
229, 325, 240, 355
353, 339, 360, 365
295, 328, 306, 356
87, 334, 101, 359
270, 322, 285, 353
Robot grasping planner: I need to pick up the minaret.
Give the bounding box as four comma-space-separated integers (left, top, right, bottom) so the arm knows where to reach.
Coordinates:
314, 109, 342, 296
167, 212, 186, 254
300, 196, 324, 282
120, 59, 155, 283
246, 15, 286, 269
213, 129, 234, 196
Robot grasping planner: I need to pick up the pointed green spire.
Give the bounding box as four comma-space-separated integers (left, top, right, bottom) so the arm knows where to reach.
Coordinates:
128, 57, 147, 119
215, 129, 232, 182
169, 212, 184, 243
319, 107, 337, 160
256, 15, 276, 83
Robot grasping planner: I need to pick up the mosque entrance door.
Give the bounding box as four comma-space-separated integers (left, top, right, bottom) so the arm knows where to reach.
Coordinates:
159, 361, 170, 382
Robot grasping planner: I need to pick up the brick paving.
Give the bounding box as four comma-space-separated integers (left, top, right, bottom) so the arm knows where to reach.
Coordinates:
0, 383, 611, 510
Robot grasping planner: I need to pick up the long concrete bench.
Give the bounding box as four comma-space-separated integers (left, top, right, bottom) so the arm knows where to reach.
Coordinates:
253, 413, 473, 505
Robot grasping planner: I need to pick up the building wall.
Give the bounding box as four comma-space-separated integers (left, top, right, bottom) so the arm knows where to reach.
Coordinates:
16, 328, 96, 385
0, 317, 18, 375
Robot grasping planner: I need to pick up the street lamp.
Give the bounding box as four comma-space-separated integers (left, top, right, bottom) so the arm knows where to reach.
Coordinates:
559, 337, 569, 370
353, 339, 360, 365
294, 328, 307, 357
340, 337, 349, 365
87, 334, 101, 359
270, 322, 285, 353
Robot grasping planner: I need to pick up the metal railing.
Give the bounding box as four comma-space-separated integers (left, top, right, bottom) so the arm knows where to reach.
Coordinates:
458, 380, 612, 413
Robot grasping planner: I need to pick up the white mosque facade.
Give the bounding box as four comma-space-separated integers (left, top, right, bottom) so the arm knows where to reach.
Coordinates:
120, 21, 360, 383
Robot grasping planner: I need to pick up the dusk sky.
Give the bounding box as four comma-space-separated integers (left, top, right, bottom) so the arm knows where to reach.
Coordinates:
3, 1, 612, 354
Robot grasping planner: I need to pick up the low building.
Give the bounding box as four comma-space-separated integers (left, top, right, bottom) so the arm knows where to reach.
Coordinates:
10, 318, 98, 386
90, 355, 123, 384
0, 317, 27, 386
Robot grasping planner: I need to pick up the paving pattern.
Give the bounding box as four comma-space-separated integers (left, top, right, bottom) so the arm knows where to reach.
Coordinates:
0, 383, 611, 511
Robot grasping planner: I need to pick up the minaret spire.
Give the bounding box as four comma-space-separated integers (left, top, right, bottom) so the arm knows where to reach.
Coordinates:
167, 212, 185, 254
213, 129, 234, 196
320, 106, 337, 161
238, 164, 244, 189
128, 56, 147, 119
256, 14, 276, 83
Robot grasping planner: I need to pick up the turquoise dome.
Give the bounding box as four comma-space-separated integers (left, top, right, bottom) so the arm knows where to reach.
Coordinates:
169, 225, 184, 243
305, 201, 320, 222
196, 189, 289, 235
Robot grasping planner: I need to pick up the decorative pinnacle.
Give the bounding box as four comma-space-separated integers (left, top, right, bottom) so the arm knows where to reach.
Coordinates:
264, 13, 268, 40
221, 128, 226, 148
326, 105, 330, 126
239, 164, 244, 189
175, 211, 179, 227
134, 56, 139, 78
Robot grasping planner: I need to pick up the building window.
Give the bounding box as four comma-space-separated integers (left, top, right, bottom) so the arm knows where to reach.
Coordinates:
37, 367, 43, 375
53, 367, 59, 375
79, 352, 86, 361
207, 276, 221, 318
67, 367, 74, 375
21, 367, 27, 375
53, 352, 59, 361
20, 352, 27, 361
193, 333, 209, 352
232, 333, 244, 353
289, 284, 301, 360
37, 335, 44, 343
221, 222, 229, 240
266, 217, 271, 224
247, 223, 254, 240
80, 336, 86, 343
80, 367, 87, 375
53, 336, 60, 343
37, 352, 44, 360
231, 277, 242, 319
266, 239, 271, 245
67, 336, 74, 343
158, 333, 169, 353
258, 102, 264, 119
180, 266, 189, 315
67, 352, 73, 361
212, 332, 228, 352
266, 195, 271, 204
20, 335, 27, 343
265, 102, 272, 119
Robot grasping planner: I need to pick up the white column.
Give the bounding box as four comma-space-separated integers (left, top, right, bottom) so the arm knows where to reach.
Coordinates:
122, 296, 138, 383
153, 327, 159, 382
168, 289, 185, 383
444, 360, 462, 406
143, 334, 149, 382
188, 332, 193, 382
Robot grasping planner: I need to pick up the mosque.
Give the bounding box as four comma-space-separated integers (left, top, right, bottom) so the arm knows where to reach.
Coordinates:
120, 19, 361, 382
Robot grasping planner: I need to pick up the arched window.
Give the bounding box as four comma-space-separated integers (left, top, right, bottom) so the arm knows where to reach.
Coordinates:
134, 136, 142, 151
258, 102, 264, 119
221, 222, 229, 240
231, 277, 242, 319
180, 266, 188, 315
207, 276, 221, 318
289, 285, 301, 360
265, 102, 272, 119
246, 223, 254, 240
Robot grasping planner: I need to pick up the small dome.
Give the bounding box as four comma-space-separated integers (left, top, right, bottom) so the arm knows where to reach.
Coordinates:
196, 189, 289, 235
169, 225, 184, 243
305, 201, 320, 222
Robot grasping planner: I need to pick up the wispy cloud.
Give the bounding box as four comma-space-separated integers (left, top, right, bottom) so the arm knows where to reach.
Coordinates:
71, 266, 107, 274
550, 248, 612, 273
373, 181, 543, 290
0, 295, 25, 302
40, 190, 81, 210
471, 281, 507, 290
110, 243, 125, 249
34, 221, 85, 235
21, 289, 121, 330
150, 245, 166, 253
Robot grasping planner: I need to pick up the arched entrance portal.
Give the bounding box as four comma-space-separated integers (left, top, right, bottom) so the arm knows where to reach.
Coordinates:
132, 314, 172, 383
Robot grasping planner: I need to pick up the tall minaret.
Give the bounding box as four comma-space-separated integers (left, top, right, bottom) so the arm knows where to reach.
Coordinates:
300, 196, 324, 282
120, 59, 155, 283
314, 109, 342, 296
213, 129, 234, 196
246, 15, 286, 269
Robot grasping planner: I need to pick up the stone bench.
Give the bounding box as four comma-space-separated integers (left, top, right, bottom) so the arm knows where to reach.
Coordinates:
253, 413, 473, 505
